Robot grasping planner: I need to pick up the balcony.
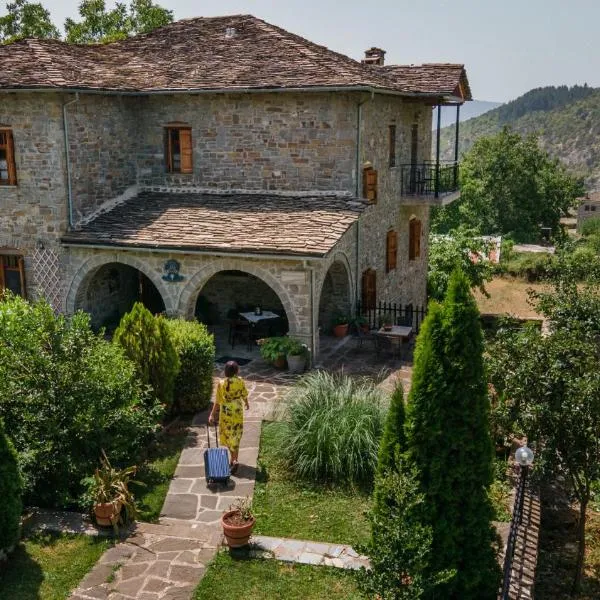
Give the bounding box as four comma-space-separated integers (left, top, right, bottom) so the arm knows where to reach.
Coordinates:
399, 161, 460, 205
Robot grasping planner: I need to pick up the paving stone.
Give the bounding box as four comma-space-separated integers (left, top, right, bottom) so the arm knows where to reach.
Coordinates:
77, 562, 117, 588
161, 585, 197, 600
199, 495, 219, 509
305, 541, 334, 555
298, 551, 325, 565
143, 577, 171, 593
194, 510, 222, 523
196, 548, 218, 566
169, 564, 206, 584
137, 593, 160, 600
217, 481, 255, 497
178, 448, 206, 465
128, 546, 158, 563
113, 575, 147, 596
272, 540, 306, 562
145, 559, 171, 579
148, 538, 203, 553
174, 465, 205, 478
176, 550, 199, 564
169, 478, 195, 494
161, 494, 198, 520
73, 585, 111, 599
119, 561, 148, 581
99, 544, 137, 564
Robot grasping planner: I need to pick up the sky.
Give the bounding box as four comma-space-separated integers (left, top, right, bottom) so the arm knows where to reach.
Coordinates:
4, 0, 599, 102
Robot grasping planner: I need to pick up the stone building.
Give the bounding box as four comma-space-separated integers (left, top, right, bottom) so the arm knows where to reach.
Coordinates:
577, 191, 600, 233
0, 15, 471, 356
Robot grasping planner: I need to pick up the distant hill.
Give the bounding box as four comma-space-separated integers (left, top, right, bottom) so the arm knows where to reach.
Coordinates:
439, 85, 600, 189
435, 100, 502, 129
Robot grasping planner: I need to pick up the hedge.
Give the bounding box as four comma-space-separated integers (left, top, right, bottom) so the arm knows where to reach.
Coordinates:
0, 418, 22, 556
165, 319, 215, 414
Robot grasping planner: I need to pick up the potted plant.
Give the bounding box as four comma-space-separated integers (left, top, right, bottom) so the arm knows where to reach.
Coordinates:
286, 338, 309, 373
258, 336, 288, 369
351, 315, 370, 333
221, 497, 255, 548
332, 314, 350, 337
82, 451, 138, 533
381, 312, 394, 331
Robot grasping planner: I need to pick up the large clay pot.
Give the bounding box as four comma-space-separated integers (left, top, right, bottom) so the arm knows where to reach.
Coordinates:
333, 324, 349, 337
221, 510, 256, 548
272, 355, 287, 369
94, 501, 121, 527
287, 354, 306, 374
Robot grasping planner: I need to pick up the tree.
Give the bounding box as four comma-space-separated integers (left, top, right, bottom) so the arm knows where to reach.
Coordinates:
428, 228, 495, 301
432, 128, 583, 242
0, 417, 22, 555
0, 0, 59, 43
405, 270, 500, 599
113, 302, 180, 411
65, 0, 173, 44
489, 276, 600, 594
376, 380, 405, 477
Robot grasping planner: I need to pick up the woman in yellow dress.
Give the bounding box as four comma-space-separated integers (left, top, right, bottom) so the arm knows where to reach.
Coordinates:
208, 361, 249, 473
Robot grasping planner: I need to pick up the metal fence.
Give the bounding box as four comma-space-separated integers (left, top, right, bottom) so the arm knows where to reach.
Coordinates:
399, 161, 459, 198
356, 301, 427, 332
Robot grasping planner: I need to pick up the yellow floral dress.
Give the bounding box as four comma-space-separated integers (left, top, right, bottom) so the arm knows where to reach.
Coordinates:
216, 376, 248, 453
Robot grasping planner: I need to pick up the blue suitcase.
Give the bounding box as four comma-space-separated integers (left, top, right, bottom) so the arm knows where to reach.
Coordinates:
204, 424, 230, 485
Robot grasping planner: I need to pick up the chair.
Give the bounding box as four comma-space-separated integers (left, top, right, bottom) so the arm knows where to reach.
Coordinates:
249, 319, 272, 348
230, 319, 251, 349
374, 333, 397, 359
351, 325, 376, 350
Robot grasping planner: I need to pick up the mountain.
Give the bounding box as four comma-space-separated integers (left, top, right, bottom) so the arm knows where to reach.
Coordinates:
435, 100, 502, 129
439, 85, 600, 189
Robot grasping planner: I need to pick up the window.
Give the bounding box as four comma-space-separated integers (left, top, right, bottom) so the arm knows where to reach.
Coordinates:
361, 269, 377, 309
585, 205, 590, 211
0, 129, 17, 185
409, 218, 422, 261
165, 126, 193, 174
0, 254, 26, 297
386, 229, 397, 273
389, 125, 396, 167
363, 166, 378, 203
593, 206, 597, 212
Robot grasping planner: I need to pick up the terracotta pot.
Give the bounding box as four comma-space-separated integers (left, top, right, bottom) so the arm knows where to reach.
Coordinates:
94, 501, 121, 527
272, 355, 287, 369
333, 324, 349, 337
383, 324, 393, 331
360, 324, 370, 333
221, 510, 256, 548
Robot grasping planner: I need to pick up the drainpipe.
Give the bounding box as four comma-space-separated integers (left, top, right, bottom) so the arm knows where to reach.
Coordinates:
63, 93, 80, 231
303, 259, 317, 364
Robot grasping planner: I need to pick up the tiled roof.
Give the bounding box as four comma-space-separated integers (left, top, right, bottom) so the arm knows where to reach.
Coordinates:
0, 15, 471, 100
61, 191, 366, 257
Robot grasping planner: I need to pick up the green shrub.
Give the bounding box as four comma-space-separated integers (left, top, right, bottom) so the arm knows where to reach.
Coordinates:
359, 462, 454, 600
114, 303, 180, 412
376, 381, 405, 478
0, 418, 22, 554
500, 251, 554, 281
580, 216, 600, 237
0, 295, 162, 507
165, 319, 215, 414
276, 371, 386, 484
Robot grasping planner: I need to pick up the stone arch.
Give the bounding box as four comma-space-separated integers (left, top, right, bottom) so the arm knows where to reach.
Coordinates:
178, 259, 300, 335
65, 252, 175, 318
317, 256, 353, 333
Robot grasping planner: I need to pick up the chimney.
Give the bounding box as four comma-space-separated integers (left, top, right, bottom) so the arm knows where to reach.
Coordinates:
362, 47, 386, 66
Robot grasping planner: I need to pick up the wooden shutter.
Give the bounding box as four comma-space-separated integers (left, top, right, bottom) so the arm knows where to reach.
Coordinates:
363, 167, 378, 203
409, 219, 422, 261
0, 130, 17, 185
165, 129, 173, 172
18, 256, 26, 298
389, 125, 396, 167
386, 230, 397, 273
361, 269, 376, 309
179, 128, 193, 174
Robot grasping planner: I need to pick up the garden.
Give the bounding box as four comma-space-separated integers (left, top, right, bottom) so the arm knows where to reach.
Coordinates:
0, 295, 215, 598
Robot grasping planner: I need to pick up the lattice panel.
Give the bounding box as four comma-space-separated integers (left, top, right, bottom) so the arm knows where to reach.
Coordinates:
32, 247, 63, 311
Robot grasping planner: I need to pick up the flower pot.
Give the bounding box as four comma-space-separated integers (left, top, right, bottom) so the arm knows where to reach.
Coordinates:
287, 353, 306, 374
360, 324, 370, 333
272, 355, 287, 369
383, 324, 393, 331
94, 501, 121, 527
221, 510, 256, 548
333, 324, 349, 337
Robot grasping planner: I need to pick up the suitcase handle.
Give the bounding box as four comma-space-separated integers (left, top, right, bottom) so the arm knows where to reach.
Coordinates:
206, 423, 219, 448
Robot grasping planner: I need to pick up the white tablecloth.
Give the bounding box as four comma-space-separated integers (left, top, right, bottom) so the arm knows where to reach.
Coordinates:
239, 311, 280, 324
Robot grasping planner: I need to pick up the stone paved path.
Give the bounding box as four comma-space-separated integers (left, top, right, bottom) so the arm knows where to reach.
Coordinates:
70, 350, 413, 599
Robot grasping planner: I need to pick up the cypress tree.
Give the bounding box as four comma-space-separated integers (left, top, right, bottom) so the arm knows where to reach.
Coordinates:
0, 418, 23, 556
376, 380, 405, 477
114, 303, 180, 411
406, 269, 500, 599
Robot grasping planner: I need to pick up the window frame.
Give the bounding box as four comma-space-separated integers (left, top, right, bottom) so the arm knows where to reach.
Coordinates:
165, 125, 193, 174
0, 253, 26, 298
0, 128, 17, 186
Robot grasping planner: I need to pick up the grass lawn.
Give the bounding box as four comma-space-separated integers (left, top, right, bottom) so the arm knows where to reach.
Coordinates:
473, 277, 547, 319
194, 551, 363, 599
133, 418, 191, 522
252, 422, 371, 548
0, 532, 112, 600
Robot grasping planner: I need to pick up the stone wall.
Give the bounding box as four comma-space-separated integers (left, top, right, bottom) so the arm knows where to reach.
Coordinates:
136, 93, 357, 193
0, 92, 68, 303
357, 95, 433, 308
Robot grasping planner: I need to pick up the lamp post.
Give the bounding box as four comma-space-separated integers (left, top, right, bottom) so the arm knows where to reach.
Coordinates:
501, 445, 534, 599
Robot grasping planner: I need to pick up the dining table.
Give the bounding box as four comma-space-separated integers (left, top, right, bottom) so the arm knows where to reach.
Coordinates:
377, 325, 413, 358
239, 310, 280, 324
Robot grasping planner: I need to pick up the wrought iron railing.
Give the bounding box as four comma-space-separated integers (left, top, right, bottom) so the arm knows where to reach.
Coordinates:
356, 301, 427, 333
400, 161, 459, 198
